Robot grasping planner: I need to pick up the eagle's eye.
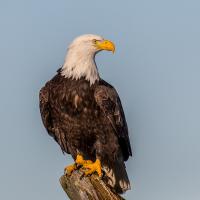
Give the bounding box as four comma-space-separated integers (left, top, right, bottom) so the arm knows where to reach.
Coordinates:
92, 39, 98, 44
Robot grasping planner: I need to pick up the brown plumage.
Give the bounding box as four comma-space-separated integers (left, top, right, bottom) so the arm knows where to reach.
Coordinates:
39, 34, 132, 193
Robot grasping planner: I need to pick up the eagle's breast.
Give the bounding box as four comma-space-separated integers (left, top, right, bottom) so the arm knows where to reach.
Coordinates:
63, 78, 100, 121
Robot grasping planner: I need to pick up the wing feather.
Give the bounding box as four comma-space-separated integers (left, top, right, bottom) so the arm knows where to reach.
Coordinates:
94, 83, 132, 161
39, 85, 52, 134
39, 83, 68, 153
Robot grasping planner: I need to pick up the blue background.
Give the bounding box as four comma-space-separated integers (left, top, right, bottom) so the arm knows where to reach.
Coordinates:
0, 0, 200, 199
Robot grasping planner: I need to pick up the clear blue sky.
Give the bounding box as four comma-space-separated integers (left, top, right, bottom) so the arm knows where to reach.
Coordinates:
0, 0, 200, 199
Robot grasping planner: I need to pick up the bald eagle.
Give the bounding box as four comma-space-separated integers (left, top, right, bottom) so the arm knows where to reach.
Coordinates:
39, 34, 132, 193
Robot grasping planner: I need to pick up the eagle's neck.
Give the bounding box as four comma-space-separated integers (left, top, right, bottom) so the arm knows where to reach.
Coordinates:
61, 47, 99, 85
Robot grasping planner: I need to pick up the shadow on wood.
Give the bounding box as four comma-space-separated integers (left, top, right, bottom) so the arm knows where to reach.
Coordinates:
60, 170, 125, 200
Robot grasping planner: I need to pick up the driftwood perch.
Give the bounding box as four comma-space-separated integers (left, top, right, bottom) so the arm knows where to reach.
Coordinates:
60, 170, 124, 200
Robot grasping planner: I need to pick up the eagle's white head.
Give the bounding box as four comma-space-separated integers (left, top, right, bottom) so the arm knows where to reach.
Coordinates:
61, 34, 115, 85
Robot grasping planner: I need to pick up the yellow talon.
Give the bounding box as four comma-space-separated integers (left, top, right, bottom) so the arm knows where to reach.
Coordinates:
64, 154, 93, 176
64, 164, 76, 175
83, 159, 102, 177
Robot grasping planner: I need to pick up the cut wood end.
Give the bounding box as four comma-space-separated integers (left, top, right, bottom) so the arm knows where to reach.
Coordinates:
59, 170, 125, 200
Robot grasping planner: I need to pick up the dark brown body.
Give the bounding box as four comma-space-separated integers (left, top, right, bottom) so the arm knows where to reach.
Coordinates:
39, 69, 132, 193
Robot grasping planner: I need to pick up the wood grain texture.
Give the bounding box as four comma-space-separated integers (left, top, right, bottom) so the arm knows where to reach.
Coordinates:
60, 170, 125, 200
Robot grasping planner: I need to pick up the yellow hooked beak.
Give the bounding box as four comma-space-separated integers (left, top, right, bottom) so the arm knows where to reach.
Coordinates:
94, 39, 115, 53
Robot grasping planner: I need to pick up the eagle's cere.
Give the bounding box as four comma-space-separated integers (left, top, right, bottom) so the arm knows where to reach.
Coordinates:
39, 34, 132, 194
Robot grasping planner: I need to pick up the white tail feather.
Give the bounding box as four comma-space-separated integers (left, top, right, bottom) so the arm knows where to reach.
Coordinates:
102, 160, 131, 193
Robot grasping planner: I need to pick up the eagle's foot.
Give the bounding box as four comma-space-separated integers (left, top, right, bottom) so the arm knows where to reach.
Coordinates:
64, 163, 77, 175
64, 155, 95, 176
83, 159, 102, 177
75, 154, 93, 166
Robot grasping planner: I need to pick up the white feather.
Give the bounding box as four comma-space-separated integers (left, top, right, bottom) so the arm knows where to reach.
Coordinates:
61, 34, 104, 85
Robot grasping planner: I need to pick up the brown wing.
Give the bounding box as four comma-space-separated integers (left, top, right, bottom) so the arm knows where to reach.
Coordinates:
94, 82, 132, 161
39, 82, 69, 153
39, 84, 52, 134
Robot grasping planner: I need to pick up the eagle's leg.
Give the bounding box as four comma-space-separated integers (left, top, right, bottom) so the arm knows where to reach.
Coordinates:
82, 158, 102, 177
75, 154, 93, 166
